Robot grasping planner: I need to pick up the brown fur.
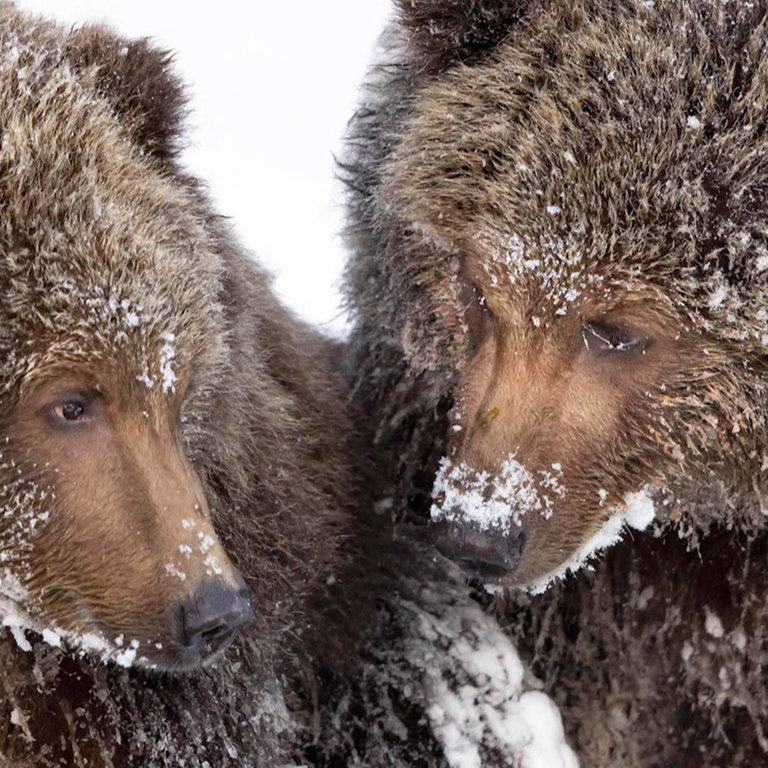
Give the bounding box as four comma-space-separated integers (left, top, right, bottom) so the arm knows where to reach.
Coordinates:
343, 0, 768, 763
0, 4, 351, 764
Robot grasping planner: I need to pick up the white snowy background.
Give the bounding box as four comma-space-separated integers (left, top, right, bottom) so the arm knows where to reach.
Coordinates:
17, 0, 393, 335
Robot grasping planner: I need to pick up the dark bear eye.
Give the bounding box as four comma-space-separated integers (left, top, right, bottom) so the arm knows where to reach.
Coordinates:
582, 322, 648, 356
49, 396, 93, 425
53, 400, 86, 422
57, 401, 84, 421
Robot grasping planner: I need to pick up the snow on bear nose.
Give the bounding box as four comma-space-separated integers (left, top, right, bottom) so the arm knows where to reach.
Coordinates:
432, 520, 527, 581
176, 579, 254, 663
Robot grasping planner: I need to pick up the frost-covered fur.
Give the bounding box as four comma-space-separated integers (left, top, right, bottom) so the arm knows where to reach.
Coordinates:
0, 4, 350, 764
343, 0, 768, 763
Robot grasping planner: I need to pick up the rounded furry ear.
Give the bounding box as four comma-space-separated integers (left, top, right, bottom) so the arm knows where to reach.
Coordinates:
396, 0, 538, 73
65, 26, 186, 164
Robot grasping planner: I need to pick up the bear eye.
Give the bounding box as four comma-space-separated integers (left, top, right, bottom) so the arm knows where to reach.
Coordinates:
49, 394, 95, 426
582, 322, 648, 356
56, 401, 85, 421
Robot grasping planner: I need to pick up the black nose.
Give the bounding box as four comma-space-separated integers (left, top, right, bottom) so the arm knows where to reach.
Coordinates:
432, 520, 526, 580
177, 580, 253, 660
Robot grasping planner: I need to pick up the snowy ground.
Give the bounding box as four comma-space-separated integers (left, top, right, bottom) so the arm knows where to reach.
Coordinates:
17, 0, 393, 335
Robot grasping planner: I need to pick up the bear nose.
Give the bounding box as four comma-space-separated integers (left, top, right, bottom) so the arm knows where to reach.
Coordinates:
177, 579, 253, 660
432, 520, 526, 580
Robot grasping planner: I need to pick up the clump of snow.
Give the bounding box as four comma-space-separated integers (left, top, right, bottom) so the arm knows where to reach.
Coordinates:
431, 454, 565, 532
41, 628, 61, 647
159, 332, 177, 393
707, 282, 729, 309
0, 592, 148, 667
637, 586, 655, 611
108, 295, 144, 329
704, 608, 725, 639
546, 204, 562, 215
114, 639, 141, 668
204, 553, 224, 577
179, 544, 193, 558
730, 625, 747, 651
165, 563, 187, 582
686, 115, 702, 130
404, 585, 579, 768
0, 568, 151, 668
6, 623, 31, 652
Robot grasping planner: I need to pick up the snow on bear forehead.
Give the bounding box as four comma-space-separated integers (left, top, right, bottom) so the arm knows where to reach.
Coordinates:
0, 25, 228, 394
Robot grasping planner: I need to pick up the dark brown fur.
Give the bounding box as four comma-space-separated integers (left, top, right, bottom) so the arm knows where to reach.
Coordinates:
343, 0, 768, 763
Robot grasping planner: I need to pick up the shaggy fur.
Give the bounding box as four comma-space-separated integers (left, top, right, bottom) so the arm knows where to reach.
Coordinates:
343, 0, 768, 763
0, 4, 350, 764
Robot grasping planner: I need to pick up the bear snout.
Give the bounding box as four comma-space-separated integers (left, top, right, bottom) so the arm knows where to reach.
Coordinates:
173, 578, 253, 668
432, 519, 526, 581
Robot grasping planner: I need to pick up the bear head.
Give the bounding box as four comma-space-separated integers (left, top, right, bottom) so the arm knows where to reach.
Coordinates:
0, 8, 253, 669
346, 0, 768, 589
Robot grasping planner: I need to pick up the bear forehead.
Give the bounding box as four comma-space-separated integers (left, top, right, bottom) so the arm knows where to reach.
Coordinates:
0, 19, 227, 391
382, 0, 768, 333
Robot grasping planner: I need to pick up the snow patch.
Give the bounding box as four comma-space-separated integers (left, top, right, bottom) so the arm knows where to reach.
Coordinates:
164, 563, 187, 582
114, 640, 141, 668
405, 586, 579, 768
483, 231, 602, 319
41, 628, 61, 647
705, 608, 724, 638
0, 580, 147, 668
203, 553, 224, 576
707, 282, 729, 309
159, 332, 177, 393
686, 115, 702, 130
431, 455, 565, 532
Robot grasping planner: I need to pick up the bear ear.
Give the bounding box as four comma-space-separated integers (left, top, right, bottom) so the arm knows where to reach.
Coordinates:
395, 0, 537, 73
65, 26, 186, 164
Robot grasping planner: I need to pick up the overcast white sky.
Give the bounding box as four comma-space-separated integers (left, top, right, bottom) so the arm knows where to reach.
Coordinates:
16, 0, 393, 335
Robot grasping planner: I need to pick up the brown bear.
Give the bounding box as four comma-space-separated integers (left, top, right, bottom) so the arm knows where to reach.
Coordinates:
0, 3, 351, 765
342, 0, 768, 764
